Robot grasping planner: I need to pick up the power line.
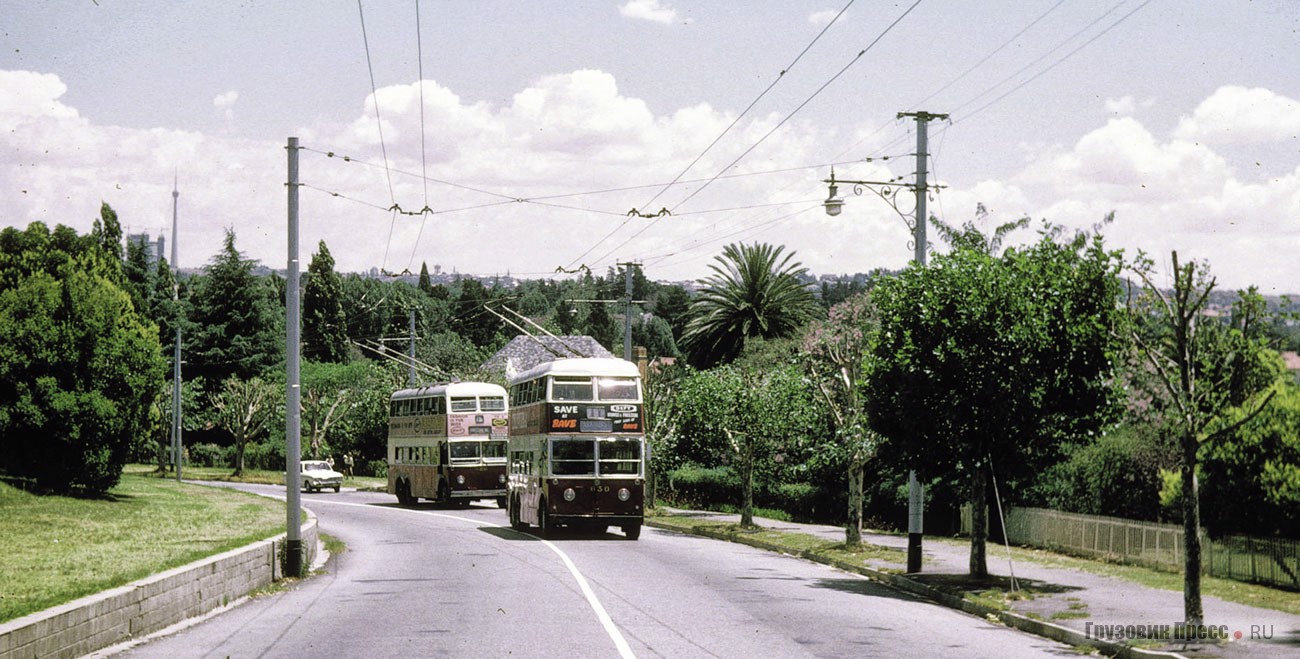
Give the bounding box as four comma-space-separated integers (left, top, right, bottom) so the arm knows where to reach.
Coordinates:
356, 0, 400, 271
577, 0, 925, 272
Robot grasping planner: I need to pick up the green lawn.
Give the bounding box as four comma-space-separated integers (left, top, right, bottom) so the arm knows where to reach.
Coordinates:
0, 470, 285, 623
137, 463, 387, 491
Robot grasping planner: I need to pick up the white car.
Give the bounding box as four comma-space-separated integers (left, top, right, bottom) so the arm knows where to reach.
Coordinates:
299, 460, 344, 493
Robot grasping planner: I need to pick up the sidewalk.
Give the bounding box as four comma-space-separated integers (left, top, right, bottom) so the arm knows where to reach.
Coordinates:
647, 509, 1300, 659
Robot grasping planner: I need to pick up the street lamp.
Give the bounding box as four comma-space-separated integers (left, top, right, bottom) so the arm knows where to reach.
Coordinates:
822, 167, 931, 265
820, 110, 947, 575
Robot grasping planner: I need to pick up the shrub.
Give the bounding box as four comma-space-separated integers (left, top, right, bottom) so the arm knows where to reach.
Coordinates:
365, 459, 387, 479
187, 443, 229, 468
666, 465, 739, 509
243, 440, 285, 471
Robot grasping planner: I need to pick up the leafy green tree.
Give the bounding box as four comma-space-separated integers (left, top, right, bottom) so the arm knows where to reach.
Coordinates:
300, 362, 361, 460
1200, 381, 1300, 538
866, 220, 1128, 578
453, 278, 501, 348
680, 242, 817, 368
803, 292, 879, 545
583, 297, 619, 351
1129, 251, 1281, 624
0, 269, 165, 493
187, 229, 283, 384
212, 376, 277, 476
418, 262, 433, 295
303, 241, 349, 363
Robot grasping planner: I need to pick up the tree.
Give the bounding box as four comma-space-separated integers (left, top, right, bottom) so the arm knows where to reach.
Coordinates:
188, 229, 283, 385
300, 361, 362, 460
212, 376, 277, 476
866, 219, 1127, 578
680, 242, 817, 368
418, 262, 433, 295
1128, 251, 1279, 624
0, 268, 165, 493
803, 292, 879, 545
303, 241, 348, 363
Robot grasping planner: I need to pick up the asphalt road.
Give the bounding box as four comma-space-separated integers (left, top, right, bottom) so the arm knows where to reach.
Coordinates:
108, 485, 1080, 658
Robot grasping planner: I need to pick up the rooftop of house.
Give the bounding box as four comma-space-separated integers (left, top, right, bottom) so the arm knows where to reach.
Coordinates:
481, 335, 615, 379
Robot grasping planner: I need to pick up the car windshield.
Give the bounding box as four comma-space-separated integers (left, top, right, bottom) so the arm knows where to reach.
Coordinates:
302, 461, 329, 471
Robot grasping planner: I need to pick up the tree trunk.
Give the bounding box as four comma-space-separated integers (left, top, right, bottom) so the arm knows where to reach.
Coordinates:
233, 436, 246, 477
740, 447, 755, 528
969, 463, 988, 578
1181, 429, 1204, 626
846, 459, 863, 546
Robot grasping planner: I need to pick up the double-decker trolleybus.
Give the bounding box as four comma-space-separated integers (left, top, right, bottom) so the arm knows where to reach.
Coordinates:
387, 382, 509, 507
506, 357, 646, 539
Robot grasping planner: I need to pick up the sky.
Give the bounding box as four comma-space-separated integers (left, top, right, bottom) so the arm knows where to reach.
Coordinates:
2, 0, 1298, 293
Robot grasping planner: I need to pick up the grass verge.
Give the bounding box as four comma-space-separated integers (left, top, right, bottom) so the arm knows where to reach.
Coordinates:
0, 471, 284, 623
647, 511, 907, 570
128, 463, 387, 491
930, 536, 1300, 617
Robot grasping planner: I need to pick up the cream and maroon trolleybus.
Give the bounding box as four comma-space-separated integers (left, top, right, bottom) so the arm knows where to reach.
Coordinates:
387, 382, 509, 507
506, 358, 646, 539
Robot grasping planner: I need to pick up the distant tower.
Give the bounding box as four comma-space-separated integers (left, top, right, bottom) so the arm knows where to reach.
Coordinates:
170, 173, 183, 481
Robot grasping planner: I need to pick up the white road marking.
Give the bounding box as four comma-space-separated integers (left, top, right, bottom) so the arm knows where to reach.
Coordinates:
310, 498, 637, 659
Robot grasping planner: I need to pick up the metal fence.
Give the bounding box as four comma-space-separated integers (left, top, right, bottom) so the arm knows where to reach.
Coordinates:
968, 506, 1300, 591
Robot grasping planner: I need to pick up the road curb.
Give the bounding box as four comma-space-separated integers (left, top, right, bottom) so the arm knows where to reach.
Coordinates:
646, 518, 1188, 659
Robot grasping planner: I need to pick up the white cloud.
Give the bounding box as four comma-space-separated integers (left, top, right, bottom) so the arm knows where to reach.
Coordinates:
213, 91, 239, 108
213, 90, 239, 121
0, 70, 80, 130
1174, 86, 1300, 145
809, 10, 844, 26
619, 0, 677, 24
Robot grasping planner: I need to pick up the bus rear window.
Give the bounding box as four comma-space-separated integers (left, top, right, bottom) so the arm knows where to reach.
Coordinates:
451, 397, 478, 413
480, 396, 506, 411
597, 377, 638, 401
551, 377, 593, 402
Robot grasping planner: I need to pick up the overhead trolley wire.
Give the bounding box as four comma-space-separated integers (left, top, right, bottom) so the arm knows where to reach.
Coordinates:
576, 0, 925, 274
563, 0, 856, 272
356, 0, 401, 271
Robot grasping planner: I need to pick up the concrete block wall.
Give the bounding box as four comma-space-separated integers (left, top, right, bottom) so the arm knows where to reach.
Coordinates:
0, 514, 317, 659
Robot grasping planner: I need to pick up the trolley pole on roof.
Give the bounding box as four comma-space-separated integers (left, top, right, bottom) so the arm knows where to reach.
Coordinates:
285, 137, 303, 577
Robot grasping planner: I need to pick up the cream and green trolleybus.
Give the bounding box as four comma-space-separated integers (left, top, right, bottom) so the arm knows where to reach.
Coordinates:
506, 358, 646, 539
387, 382, 509, 507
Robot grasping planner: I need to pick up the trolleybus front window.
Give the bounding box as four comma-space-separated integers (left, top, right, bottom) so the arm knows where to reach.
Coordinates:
598, 439, 641, 475
483, 440, 507, 460
551, 439, 596, 475
597, 377, 639, 401
451, 397, 478, 413
449, 441, 480, 461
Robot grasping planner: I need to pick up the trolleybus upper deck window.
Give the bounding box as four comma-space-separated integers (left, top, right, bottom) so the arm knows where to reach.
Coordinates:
451, 397, 477, 413
480, 396, 506, 411
597, 377, 638, 401
552, 377, 594, 402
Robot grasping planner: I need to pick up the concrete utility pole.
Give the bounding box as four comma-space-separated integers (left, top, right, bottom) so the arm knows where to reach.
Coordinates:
171, 174, 183, 482
619, 261, 640, 361
898, 110, 948, 574
409, 308, 417, 386
285, 137, 303, 577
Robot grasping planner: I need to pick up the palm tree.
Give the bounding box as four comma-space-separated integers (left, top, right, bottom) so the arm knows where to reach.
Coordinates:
680, 242, 817, 368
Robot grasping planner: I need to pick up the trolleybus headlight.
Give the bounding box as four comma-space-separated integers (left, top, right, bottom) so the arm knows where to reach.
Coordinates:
563, 487, 576, 502
617, 488, 631, 502
456, 474, 466, 485
499, 473, 507, 484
